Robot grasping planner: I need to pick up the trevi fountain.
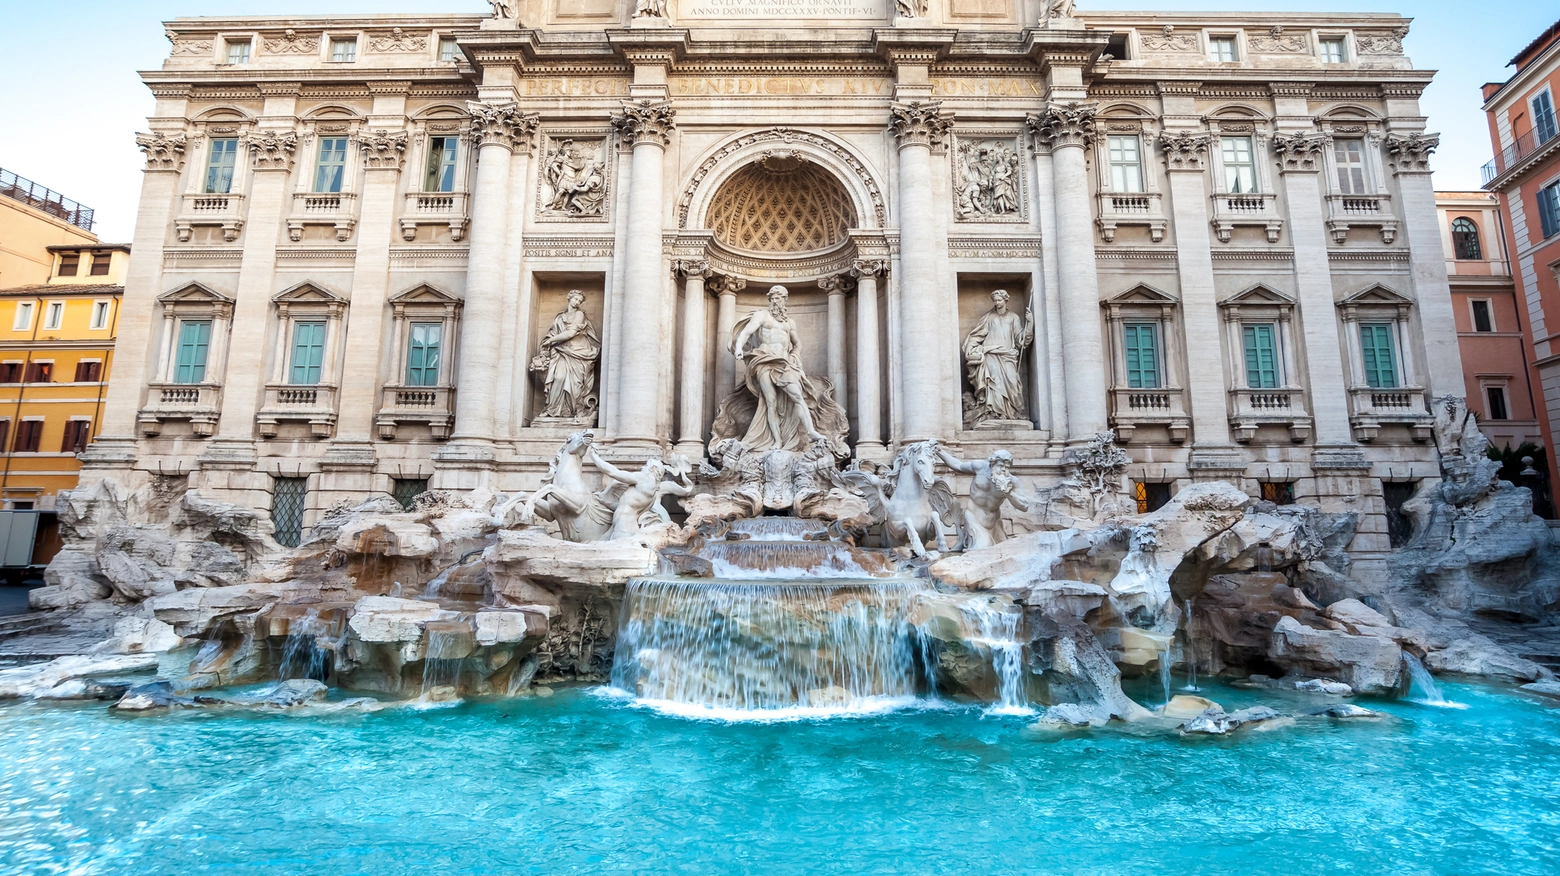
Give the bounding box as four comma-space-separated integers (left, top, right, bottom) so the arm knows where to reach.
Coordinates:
3, 2, 1560, 874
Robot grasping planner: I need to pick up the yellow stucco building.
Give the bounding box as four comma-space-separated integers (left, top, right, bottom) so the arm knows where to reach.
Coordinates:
1, 167, 99, 289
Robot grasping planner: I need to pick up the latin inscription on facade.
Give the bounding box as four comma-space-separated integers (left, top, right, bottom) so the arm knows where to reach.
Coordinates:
681, 0, 880, 18
671, 77, 1041, 97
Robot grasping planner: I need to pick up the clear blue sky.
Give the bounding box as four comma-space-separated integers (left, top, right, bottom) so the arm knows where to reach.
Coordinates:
1, 1, 1554, 241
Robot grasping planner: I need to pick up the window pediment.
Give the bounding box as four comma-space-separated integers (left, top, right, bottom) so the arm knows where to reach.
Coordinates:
1339, 284, 1413, 318
389, 283, 462, 317
159, 282, 235, 318
1221, 284, 1295, 308
273, 282, 348, 318
1104, 284, 1177, 317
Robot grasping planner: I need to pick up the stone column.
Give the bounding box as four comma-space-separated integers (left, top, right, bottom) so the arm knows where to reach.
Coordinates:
1271, 132, 1356, 446
91, 132, 188, 456
674, 259, 712, 456
850, 258, 887, 453
889, 102, 953, 442
710, 274, 745, 395
820, 273, 850, 396
1028, 103, 1108, 439
1385, 132, 1464, 396
448, 102, 538, 449
609, 100, 676, 446
206, 128, 299, 462
329, 129, 408, 455
1159, 131, 1236, 450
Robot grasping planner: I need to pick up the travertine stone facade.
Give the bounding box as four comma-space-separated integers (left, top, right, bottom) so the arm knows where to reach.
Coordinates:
88, 3, 1463, 562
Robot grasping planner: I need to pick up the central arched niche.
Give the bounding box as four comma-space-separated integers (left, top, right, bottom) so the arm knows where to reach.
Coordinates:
705, 155, 858, 255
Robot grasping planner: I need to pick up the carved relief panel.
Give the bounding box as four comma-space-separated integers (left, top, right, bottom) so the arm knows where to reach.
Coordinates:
951, 134, 1026, 222
537, 133, 610, 221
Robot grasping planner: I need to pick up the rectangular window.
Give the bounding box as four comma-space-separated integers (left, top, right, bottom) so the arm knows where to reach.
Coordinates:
392, 478, 430, 510
225, 39, 250, 65
0, 421, 9, 453
330, 38, 357, 63
314, 137, 349, 194
13, 421, 43, 454
1106, 135, 1144, 193
90, 301, 110, 330
1333, 138, 1368, 195
58, 254, 79, 277
205, 138, 239, 194
74, 361, 102, 383
1320, 38, 1347, 63
1134, 481, 1171, 514
438, 38, 459, 62
1221, 136, 1257, 193
1209, 36, 1237, 62
174, 320, 212, 384
1533, 90, 1558, 144
13, 302, 33, 331
405, 322, 443, 387
25, 362, 52, 383
43, 302, 64, 331
1242, 323, 1279, 388
0, 363, 19, 383
1359, 323, 1399, 389
1485, 386, 1510, 420
424, 137, 459, 193
271, 477, 309, 549
1471, 299, 1494, 332
289, 321, 327, 385
1540, 182, 1560, 239
61, 420, 91, 454
1260, 482, 1296, 505
1122, 323, 1160, 389
90, 253, 111, 276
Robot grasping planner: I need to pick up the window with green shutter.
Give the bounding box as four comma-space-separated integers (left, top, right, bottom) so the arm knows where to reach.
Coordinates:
174, 320, 211, 384
1359, 323, 1398, 388
289, 321, 326, 385
405, 322, 442, 386
1242, 323, 1279, 388
1123, 323, 1160, 388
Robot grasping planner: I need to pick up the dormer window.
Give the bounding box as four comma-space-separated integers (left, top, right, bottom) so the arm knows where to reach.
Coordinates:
225, 39, 251, 65
330, 38, 358, 63
1209, 35, 1238, 62
1320, 37, 1347, 64
57, 253, 79, 277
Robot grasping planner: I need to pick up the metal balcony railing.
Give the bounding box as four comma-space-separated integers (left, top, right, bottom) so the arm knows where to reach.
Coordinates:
1482, 126, 1560, 185
0, 167, 95, 231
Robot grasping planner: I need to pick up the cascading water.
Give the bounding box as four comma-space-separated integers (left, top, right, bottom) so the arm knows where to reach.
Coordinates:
612, 578, 925, 716
1402, 652, 1464, 708
1181, 598, 1200, 692
278, 610, 331, 681
957, 600, 1031, 715
420, 627, 468, 699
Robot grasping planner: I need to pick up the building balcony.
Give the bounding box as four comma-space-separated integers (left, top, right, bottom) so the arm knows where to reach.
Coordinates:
376, 384, 455, 440
1325, 194, 1398, 244
1348, 386, 1432, 443
1096, 192, 1167, 243
175, 192, 246, 242
287, 192, 358, 242
1109, 387, 1190, 444
1228, 387, 1311, 443
138, 383, 222, 437
258, 384, 338, 439
1209, 192, 1283, 243
400, 191, 469, 242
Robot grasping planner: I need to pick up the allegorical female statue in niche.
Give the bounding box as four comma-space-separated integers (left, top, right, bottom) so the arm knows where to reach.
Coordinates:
963, 289, 1034, 424
531, 289, 601, 422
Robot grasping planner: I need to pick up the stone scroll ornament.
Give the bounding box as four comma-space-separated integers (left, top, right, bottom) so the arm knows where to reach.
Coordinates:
1025, 102, 1097, 151
358, 130, 408, 171
468, 101, 540, 153
611, 100, 676, 147
954, 139, 1022, 219
529, 290, 602, 424
245, 131, 299, 170
136, 132, 187, 171
708, 285, 850, 458
1385, 132, 1439, 173
541, 139, 607, 217
962, 289, 1034, 426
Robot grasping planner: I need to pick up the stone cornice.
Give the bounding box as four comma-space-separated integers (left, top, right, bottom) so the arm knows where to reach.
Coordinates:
136, 132, 187, 172
1270, 132, 1330, 173
872, 28, 958, 65
889, 101, 953, 149
612, 99, 676, 148
468, 101, 540, 154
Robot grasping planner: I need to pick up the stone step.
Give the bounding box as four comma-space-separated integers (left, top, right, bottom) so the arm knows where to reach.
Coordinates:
0, 611, 63, 640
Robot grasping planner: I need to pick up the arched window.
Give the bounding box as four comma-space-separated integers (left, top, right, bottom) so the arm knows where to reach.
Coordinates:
1451, 217, 1482, 260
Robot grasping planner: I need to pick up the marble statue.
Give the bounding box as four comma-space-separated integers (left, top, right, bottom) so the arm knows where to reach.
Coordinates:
541, 140, 606, 217
531, 290, 601, 422
523, 431, 614, 543
488, 0, 518, 19
963, 290, 1034, 425
895, 0, 930, 18
712, 285, 849, 455
633, 0, 667, 18
1045, 0, 1077, 22
840, 440, 962, 558
955, 140, 1022, 219
938, 448, 1030, 549
586, 447, 693, 540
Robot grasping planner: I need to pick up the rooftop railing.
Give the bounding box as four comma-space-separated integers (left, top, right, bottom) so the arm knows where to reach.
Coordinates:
0, 167, 95, 231
1482, 126, 1560, 186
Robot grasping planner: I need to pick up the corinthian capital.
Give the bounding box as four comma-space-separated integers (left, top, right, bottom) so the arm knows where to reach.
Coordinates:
708, 274, 747, 297
611, 100, 676, 148
1157, 130, 1211, 171
1025, 102, 1097, 151
246, 131, 299, 171
358, 130, 409, 171
1270, 132, 1330, 173
889, 101, 953, 150
135, 132, 187, 172
468, 101, 540, 153
1384, 132, 1439, 174
818, 274, 854, 294
673, 259, 712, 280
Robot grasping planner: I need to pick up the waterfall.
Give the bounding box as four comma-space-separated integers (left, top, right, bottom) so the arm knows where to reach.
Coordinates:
1181, 598, 1200, 692
612, 578, 926, 716
420, 628, 467, 699
1402, 653, 1463, 708
698, 542, 890, 580
278, 610, 331, 681
1158, 647, 1173, 706
957, 600, 1031, 715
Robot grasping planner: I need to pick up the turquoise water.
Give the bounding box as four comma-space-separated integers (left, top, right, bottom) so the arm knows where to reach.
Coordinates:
2, 680, 1558, 875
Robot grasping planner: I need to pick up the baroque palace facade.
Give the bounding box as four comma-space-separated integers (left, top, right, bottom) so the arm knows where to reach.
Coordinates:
88, 1, 1461, 557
